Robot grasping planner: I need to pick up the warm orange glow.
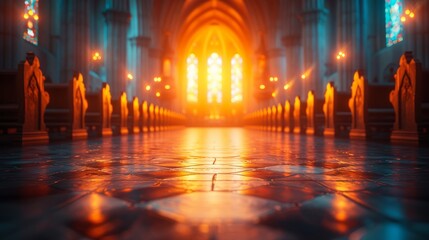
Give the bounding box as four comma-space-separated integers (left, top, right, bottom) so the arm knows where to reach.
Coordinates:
28, 10, 34, 16
127, 73, 133, 80
24, 13, 29, 19
154, 77, 162, 82
270, 77, 278, 82
284, 84, 290, 90
231, 54, 243, 103
271, 92, 276, 97
404, 9, 415, 19
207, 52, 222, 103
165, 84, 171, 90
156, 92, 161, 97
88, 194, 104, 224
92, 52, 102, 61
336, 51, 346, 60
187, 53, 198, 103
301, 74, 306, 79
34, 14, 39, 21
145, 85, 151, 91
259, 84, 266, 90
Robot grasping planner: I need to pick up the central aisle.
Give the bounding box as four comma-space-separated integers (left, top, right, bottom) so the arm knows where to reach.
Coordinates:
1, 128, 428, 239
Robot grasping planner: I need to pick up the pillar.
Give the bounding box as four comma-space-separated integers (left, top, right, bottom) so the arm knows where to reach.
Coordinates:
302, 0, 329, 97
103, 0, 130, 99
129, 36, 151, 100
336, 0, 364, 91
63, 0, 91, 83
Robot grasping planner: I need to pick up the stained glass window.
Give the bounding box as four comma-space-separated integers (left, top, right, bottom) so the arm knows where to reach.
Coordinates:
187, 54, 198, 102
231, 54, 243, 103
23, 0, 39, 45
207, 53, 222, 103
385, 0, 404, 47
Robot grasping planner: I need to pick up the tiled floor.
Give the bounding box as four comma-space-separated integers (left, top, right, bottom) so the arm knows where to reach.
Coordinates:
1, 128, 429, 239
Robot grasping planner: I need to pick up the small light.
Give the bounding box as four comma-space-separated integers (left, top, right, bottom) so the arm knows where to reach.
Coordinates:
269, 77, 273, 82
27, 21, 33, 29
284, 84, 289, 90
127, 73, 133, 80
401, 16, 406, 22
405, 9, 411, 15
34, 15, 39, 21
259, 84, 266, 90
336, 55, 341, 60
165, 84, 171, 90
145, 85, 151, 91
274, 77, 278, 82
409, 12, 415, 18
92, 52, 102, 61
24, 14, 29, 19
28, 10, 34, 16
156, 92, 161, 97
301, 74, 306, 79
271, 92, 276, 97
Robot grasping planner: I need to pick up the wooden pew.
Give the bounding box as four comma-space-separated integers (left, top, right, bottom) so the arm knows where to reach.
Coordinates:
127, 97, 140, 134
276, 103, 284, 132
306, 90, 324, 135
348, 70, 394, 140
293, 96, 307, 134
44, 73, 88, 140
160, 107, 165, 131
389, 52, 429, 143
154, 105, 160, 131
149, 103, 155, 132
270, 105, 277, 131
0, 53, 49, 144
141, 101, 149, 132
284, 100, 294, 133
323, 82, 351, 137
112, 92, 129, 135
85, 83, 113, 137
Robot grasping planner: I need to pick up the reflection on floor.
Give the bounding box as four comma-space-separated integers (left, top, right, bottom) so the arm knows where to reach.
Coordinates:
1, 128, 429, 239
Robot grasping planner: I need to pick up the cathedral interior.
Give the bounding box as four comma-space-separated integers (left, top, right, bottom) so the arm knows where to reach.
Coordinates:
1, 0, 429, 239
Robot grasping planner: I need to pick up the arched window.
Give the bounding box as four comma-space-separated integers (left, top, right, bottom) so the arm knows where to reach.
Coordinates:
385, 0, 404, 47
23, 0, 39, 45
231, 54, 243, 103
207, 53, 222, 103
187, 53, 198, 102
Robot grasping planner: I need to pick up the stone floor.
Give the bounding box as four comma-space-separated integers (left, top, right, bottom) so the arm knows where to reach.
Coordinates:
1, 128, 429, 239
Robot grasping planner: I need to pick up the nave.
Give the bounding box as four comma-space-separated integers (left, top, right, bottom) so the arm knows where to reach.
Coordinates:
1, 128, 428, 239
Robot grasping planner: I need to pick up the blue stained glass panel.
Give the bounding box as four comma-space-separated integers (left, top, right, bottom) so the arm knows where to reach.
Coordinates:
385, 0, 404, 47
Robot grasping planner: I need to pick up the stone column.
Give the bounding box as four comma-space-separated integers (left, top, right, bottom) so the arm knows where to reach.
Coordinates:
336, 0, 364, 91
282, 36, 302, 100
0, 0, 23, 69
302, 0, 328, 97
103, 1, 130, 99
281, 0, 303, 100
414, 2, 429, 70
63, 0, 91, 83
129, 36, 151, 100
268, 48, 286, 102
